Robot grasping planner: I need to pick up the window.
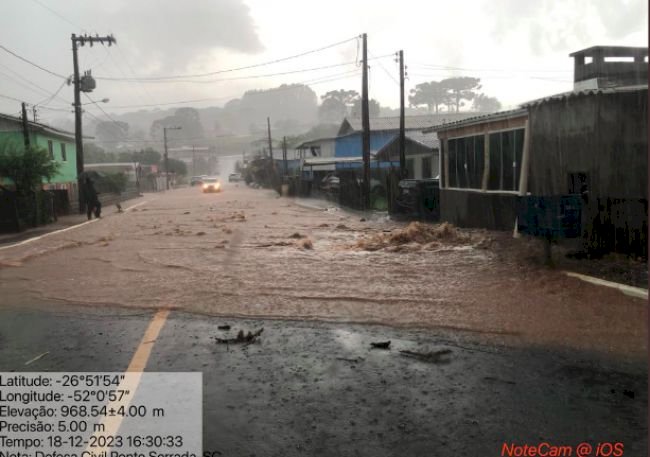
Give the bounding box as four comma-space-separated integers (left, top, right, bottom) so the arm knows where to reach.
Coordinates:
447, 135, 484, 189
422, 156, 432, 179
60, 143, 67, 161
47, 140, 54, 160
487, 129, 524, 191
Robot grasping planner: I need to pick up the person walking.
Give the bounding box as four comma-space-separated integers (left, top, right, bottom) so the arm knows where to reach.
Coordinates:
84, 177, 102, 220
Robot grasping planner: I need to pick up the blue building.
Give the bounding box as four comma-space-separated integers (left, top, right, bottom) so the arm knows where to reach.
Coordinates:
333, 114, 470, 176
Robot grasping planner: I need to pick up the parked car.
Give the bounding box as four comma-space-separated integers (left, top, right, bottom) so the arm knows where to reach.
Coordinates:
190, 175, 208, 186
320, 173, 340, 193
201, 177, 221, 193
228, 173, 242, 182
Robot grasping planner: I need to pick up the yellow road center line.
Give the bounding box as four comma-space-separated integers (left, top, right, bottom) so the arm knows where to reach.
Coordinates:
86, 308, 170, 452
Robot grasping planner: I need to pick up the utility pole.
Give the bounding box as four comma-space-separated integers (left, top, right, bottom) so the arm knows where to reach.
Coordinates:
266, 117, 273, 163
361, 33, 371, 210
163, 126, 181, 190
192, 145, 196, 176
282, 136, 288, 177
32, 106, 38, 123
71, 33, 116, 211
21, 102, 30, 148
398, 50, 406, 178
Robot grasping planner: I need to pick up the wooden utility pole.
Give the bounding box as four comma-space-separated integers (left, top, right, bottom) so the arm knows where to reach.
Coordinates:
361, 33, 371, 209
163, 126, 181, 190
71, 33, 116, 211
282, 136, 288, 177
21, 102, 30, 148
267, 117, 274, 168
398, 50, 406, 178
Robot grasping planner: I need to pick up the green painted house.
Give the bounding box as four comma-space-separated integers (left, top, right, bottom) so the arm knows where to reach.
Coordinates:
0, 112, 78, 191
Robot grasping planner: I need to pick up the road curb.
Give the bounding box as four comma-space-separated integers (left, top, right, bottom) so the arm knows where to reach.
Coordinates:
564, 271, 648, 300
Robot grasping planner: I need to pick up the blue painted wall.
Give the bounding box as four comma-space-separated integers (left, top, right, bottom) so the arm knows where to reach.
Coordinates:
334, 131, 398, 170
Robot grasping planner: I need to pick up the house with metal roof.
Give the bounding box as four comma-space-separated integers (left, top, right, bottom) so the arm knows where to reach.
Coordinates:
427, 45, 648, 257
0, 113, 78, 189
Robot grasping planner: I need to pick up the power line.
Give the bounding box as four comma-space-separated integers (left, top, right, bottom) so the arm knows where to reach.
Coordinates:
369, 51, 400, 85
29, 0, 85, 31
99, 60, 361, 84
35, 79, 69, 107
0, 44, 67, 79
94, 36, 359, 81
104, 69, 362, 110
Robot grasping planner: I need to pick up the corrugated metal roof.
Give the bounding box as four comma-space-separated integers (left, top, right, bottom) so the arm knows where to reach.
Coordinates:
340, 113, 482, 133
569, 46, 647, 57
0, 112, 81, 141
404, 131, 439, 149
520, 84, 648, 107
423, 108, 528, 133
294, 136, 338, 149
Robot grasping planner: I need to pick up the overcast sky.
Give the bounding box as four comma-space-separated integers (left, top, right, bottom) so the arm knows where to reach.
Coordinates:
0, 0, 646, 124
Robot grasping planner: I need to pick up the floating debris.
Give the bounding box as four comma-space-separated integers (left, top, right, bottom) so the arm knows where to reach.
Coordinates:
216, 328, 263, 345
370, 341, 391, 350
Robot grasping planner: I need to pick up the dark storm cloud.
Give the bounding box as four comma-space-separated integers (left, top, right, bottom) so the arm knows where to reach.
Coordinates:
102, 0, 263, 71
486, 0, 646, 55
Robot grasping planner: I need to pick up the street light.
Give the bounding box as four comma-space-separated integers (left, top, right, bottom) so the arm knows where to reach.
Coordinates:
163, 126, 182, 190
74, 98, 110, 107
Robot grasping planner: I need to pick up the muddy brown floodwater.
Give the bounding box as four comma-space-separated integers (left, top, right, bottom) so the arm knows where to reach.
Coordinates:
0, 185, 646, 362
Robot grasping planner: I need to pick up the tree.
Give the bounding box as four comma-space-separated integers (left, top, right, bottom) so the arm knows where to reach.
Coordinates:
83, 143, 114, 163
408, 81, 450, 113
321, 89, 359, 106
167, 158, 188, 176
318, 89, 362, 122
440, 77, 482, 112
350, 98, 381, 118
318, 98, 348, 123
0, 141, 60, 195
472, 93, 502, 113
132, 147, 161, 165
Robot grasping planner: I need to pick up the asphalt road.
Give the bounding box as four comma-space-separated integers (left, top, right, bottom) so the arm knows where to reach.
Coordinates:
0, 184, 646, 455
0, 303, 646, 456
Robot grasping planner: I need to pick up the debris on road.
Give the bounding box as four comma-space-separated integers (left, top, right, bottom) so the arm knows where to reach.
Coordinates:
289, 232, 306, 239
217, 325, 231, 330
399, 349, 452, 364
355, 222, 472, 252
216, 328, 263, 345
370, 341, 391, 349
297, 238, 313, 250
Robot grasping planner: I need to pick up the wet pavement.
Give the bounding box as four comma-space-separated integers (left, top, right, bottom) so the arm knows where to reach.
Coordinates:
0, 184, 647, 454
0, 303, 646, 456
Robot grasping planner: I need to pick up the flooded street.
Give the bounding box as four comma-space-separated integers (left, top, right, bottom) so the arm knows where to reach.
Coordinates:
0, 184, 646, 360
0, 184, 647, 455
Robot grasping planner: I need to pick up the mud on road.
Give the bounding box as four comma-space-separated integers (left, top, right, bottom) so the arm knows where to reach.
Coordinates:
0, 184, 646, 362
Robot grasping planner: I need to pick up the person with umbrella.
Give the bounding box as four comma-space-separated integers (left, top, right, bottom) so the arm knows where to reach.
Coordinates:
83, 176, 102, 220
